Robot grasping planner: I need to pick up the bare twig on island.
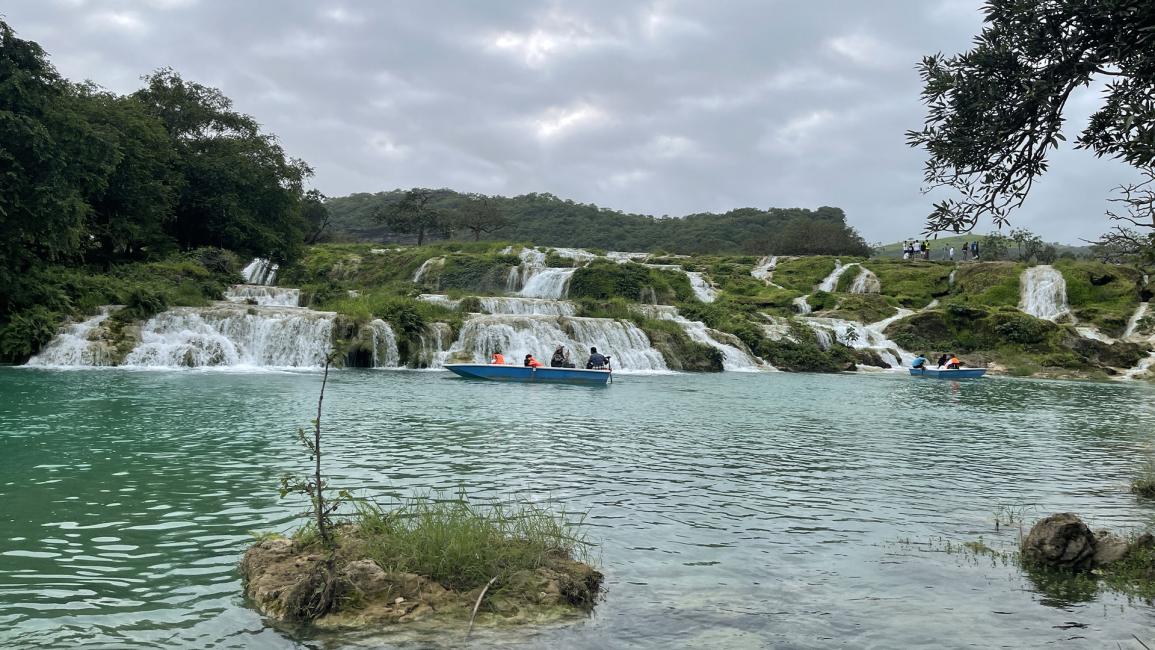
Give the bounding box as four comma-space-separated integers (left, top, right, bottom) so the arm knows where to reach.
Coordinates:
467, 576, 498, 638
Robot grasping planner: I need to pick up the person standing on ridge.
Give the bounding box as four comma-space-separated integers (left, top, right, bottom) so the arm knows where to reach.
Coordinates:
948, 246, 955, 261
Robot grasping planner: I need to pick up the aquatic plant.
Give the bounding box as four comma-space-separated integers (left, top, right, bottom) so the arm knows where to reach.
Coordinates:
1131, 455, 1155, 499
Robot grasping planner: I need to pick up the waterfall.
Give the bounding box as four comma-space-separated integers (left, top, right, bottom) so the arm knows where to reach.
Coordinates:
817, 260, 853, 292
506, 248, 548, 293
948, 269, 957, 289
632, 304, 765, 371
848, 268, 880, 294
444, 314, 668, 372
551, 248, 598, 265
505, 266, 522, 292
26, 308, 117, 367
686, 272, 718, 303
412, 257, 445, 285
418, 294, 462, 310
415, 322, 454, 368
479, 297, 577, 316
1124, 302, 1149, 339
803, 316, 912, 368
1075, 326, 1115, 343
367, 319, 400, 367
1019, 265, 1069, 321
607, 251, 651, 263
751, 256, 778, 283
122, 305, 335, 368
242, 258, 278, 285
519, 268, 575, 299
793, 296, 812, 315
224, 285, 300, 307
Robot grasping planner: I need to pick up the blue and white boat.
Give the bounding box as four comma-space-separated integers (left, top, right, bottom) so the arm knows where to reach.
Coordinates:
908, 367, 987, 379
444, 363, 612, 385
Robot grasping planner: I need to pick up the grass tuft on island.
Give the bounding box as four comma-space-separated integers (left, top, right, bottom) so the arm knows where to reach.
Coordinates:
240, 492, 603, 629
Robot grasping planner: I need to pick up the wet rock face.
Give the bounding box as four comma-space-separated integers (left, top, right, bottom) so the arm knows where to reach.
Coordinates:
1021, 513, 1097, 570
1093, 530, 1131, 567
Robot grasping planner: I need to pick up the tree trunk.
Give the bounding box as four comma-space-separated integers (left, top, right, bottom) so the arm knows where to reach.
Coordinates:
417, 227, 425, 246
473, 228, 480, 241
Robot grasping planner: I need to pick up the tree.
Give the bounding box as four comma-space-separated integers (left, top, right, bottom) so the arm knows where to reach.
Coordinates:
907, 1, 1155, 234
134, 68, 313, 263
301, 190, 331, 244
980, 233, 1011, 260
455, 194, 507, 241
374, 188, 445, 246
1009, 227, 1044, 260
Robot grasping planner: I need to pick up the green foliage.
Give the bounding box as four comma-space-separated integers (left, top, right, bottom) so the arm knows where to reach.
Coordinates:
372, 188, 449, 247
635, 319, 724, 372
437, 255, 514, 293
569, 261, 689, 303
949, 262, 1023, 307
1056, 260, 1141, 337
908, 0, 1155, 232
114, 287, 169, 323
825, 294, 898, 324
754, 321, 856, 372
772, 257, 838, 292
866, 259, 953, 308
0, 307, 58, 361
349, 492, 587, 591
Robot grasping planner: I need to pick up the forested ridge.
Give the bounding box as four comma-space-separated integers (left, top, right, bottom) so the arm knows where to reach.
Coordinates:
326, 190, 872, 257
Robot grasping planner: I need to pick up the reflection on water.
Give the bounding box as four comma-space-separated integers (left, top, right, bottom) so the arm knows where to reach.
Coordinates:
1, 368, 1155, 648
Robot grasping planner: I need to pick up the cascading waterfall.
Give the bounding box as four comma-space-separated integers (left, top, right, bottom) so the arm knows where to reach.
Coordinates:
1124, 302, 1149, 339
123, 305, 335, 368
518, 268, 576, 299
412, 257, 445, 285
415, 322, 454, 368
417, 294, 462, 309
803, 316, 910, 368
793, 296, 813, 315
1019, 265, 1069, 321
550, 248, 598, 265
224, 285, 300, 307
479, 297, 577, 316
948, 269, 957, 289
686, 272, 718, 303
632, 304, 765, 371
367, 319, 401, 367
242, 258, 278, 285
848, 268, 881, 294
817, 260, 852, 292
751, 256, 780, 285
506, 248, 548, 293
607, 251, 651, 263
444, 314, 667, 372
26, 308, 117, 367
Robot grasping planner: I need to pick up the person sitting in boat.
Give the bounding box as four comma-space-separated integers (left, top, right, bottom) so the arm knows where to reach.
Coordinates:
550, 345, 566, 367
524, 354, 543, 368
945, 354, 961, 369
911, 353, 928, 369
586, 347, 609, 370
936, 353, 948, 368
490, 349, 505, 364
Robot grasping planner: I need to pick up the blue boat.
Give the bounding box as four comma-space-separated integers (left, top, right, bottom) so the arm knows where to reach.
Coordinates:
908, 367, 987, 379
444, 363, 612, 385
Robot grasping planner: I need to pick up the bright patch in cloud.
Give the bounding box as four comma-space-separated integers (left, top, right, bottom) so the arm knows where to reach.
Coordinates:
487, 9, 606, 68
601, 169, 652, 190
366, 132, 410, 159
533, 103, 607, 140
826, 32, 900, 67
88, 11, 147, 33
767, 110, 836, 150
646, 135, 697, 159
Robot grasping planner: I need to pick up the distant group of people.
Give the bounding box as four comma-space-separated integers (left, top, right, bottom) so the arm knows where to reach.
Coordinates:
904, 239, 982, 261
490, 345, 611, 370
901, 239, 931, 260
911, 352, 962, 370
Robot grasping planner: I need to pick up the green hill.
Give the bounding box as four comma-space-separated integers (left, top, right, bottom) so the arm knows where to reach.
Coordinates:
873, 234, 1091, 260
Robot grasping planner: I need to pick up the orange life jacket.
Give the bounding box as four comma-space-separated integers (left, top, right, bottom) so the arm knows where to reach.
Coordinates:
528, 357, 542, 367
491, 353, 505, 364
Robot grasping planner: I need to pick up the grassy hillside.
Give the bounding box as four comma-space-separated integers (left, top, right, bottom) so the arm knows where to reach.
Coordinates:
873, 234, 1091, 260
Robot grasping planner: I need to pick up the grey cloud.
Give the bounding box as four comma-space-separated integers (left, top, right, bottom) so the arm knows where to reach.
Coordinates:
4, 0, 1136, 243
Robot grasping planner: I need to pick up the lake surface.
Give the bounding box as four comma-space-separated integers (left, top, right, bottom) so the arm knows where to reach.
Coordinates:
1, 367, 1154, 648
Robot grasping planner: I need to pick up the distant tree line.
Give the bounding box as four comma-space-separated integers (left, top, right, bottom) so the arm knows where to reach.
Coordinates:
325, 189, 872, 256
0, 20, 325, 316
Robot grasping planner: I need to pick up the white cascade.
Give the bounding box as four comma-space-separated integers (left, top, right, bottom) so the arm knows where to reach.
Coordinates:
751, 256, 780, 286
417, 294, 462, 309
803, 316, 912, 369
793, 296, 813, 315
519, 268, 575, 299
224, 285, 300, 307
444, 314, 667, 372
1123, 302, 1149, 339
122, 304, 335, 368
948, 269, 957, 289
479, 297, 577, 316
26, 308, 117, 367
607, 251, 651, 263
633, 304, 766, 371
550, 248, 598, 265
506, 248, 548, 293
1019, 265, 1069, 321
505, 267, 522, 293
817, 260, 854, 293
848, 267, 881, 294
416, 322, 454, 368
412, 257, 445, 284
367, 319, 401, 368
242, 258, 278, 286
686, 272, 718, 303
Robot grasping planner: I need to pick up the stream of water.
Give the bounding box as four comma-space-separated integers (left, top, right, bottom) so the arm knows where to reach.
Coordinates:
2, 369, 1155, 648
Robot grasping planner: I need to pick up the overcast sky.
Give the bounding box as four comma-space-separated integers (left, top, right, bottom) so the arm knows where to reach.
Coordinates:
4, 0, 1141, 244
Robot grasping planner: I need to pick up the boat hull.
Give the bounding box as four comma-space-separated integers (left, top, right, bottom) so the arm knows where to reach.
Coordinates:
909, 368, 987, 379
444, 363, 611, 385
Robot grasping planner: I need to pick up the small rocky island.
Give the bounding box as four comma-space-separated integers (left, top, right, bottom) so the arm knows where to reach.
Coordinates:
239, 503, 603, 631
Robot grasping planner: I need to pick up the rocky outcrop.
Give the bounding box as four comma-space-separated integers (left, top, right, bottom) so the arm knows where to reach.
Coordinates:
1022, 513, 1144, 570
239, 535, 604, 629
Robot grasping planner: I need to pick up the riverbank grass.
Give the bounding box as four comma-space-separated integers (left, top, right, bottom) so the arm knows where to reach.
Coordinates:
1132, 456, 1155, 499
241, 492, 602, 627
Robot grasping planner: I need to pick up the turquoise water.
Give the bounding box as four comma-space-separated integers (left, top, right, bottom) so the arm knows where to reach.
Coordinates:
1, 368, 1154, 648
